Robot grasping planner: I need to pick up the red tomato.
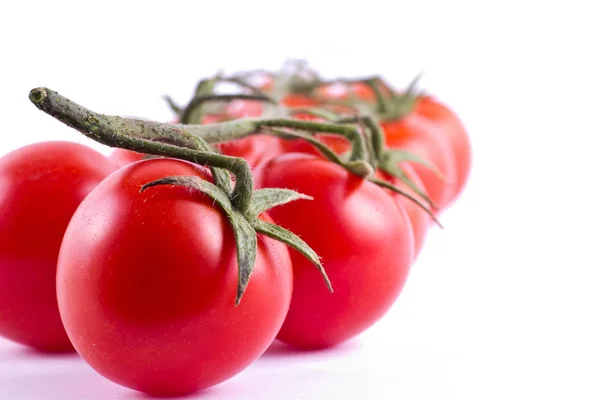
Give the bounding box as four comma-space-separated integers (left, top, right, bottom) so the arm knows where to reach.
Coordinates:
57, 158, 293, 396
382, 115, 458, 210
256, 153, 414, 348
0, 141, 114, 351
415, 95, 471, 200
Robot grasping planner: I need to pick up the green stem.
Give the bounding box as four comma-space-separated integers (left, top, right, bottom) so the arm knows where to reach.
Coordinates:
363, 77, 389, 115
29, 87, 254, 213
336, 114, 386, 163
171, 117, 368, 163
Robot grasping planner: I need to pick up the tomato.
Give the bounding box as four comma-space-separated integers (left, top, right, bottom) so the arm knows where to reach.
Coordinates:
0, 141, 114, 351
256, 153, 414, 348
57, 158, 293, 396
382, 115, 458, 211
415, 95, 471, 200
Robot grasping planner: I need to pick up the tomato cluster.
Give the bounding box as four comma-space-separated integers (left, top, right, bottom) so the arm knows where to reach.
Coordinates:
0, 66, 471, 397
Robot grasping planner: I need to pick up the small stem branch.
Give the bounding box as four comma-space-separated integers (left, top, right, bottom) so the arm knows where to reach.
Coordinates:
258, 119, 367, 162
29, 87, 254, 213
335, 114, 386, 164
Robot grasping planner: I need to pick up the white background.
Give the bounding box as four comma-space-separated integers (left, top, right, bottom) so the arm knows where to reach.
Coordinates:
1, 1, 599, 399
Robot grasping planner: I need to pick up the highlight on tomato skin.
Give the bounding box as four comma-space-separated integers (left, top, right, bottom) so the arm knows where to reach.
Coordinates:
56, 158, 294, 397
0, 141, 115, 352
256, 152, 414, 349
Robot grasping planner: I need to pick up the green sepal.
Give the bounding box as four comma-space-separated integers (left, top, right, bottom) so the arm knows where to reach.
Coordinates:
246, 187, 331, 291
139, 175, 257, 305
178, 128, 233, 195
388, 73, 425, 119
163, 96, 182, 116
248, 188, 312, 218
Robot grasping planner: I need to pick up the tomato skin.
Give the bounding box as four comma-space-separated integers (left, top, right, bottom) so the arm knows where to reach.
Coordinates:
280, 134, 350, 157
0, 141, 114, 351
57, 159, 293, 396
256, 153, 413, 349
215, 135, 286, 168
393, 165, 432, 259
282, 94, 319, 108
108, 149, 146, 168
415, 95, 471, 200
382, 115, 457, 211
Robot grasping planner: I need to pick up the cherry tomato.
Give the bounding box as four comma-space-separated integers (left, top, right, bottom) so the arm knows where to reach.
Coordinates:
415, 95, 471, 200
256, 153, 414, 348
57, 158, 293, 396
382, 115, 458, 211
0, 141, 114, 351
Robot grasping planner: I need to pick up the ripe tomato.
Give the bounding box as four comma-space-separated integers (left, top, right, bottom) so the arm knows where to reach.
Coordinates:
0, 141, 114, 351
256, 153, 414, 348
415, 95, 471, 200
57, 158, 293, 396
382, 115, 458, 211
